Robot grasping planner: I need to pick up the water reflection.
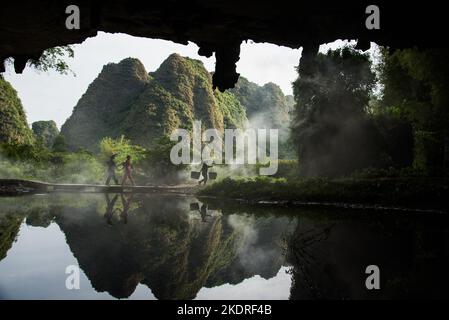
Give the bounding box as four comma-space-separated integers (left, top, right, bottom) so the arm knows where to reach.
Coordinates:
0, 194, 295, 299
103, 193, 134, 225
0, 194, 448, 299
286, 213, 449, 299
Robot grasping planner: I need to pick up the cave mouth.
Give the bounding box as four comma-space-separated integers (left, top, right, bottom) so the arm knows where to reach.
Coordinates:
0, 1, 445, 91
3, 32, 308, 130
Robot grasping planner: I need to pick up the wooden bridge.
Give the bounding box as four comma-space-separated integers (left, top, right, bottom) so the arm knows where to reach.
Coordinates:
0, 179, 198, 196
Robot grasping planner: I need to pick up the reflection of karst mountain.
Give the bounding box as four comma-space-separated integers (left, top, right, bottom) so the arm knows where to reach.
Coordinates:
0, 199, 56, 261
0, 213, 22, 261
286, 213, 449, 299
2, 195, 449, 300
53, 195, 296, 299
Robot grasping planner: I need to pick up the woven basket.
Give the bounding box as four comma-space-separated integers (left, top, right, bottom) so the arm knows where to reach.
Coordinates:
208, 172, 217, 180
191, 171, 201, 179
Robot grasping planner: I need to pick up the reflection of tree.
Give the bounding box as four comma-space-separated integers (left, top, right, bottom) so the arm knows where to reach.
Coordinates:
26, 208, 54, 228
0, 214, 22, 261
286, 214, 449, 299
286, 222, 335, 299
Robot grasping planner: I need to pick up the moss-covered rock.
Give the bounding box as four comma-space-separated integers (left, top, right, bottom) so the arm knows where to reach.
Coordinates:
229, 77, 294, 158
32, 120, 59, 148
61, 58, 150, 151
0, 75, 35, 145
230, 76, 291, 130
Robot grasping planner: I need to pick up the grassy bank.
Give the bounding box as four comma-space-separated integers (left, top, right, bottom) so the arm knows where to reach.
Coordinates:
198, 176, 449, 211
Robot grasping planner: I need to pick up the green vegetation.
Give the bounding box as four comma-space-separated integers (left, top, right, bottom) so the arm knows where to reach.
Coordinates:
0, 53, 246, 187
374, 48, 449, 176
215, 90, 247, 129
292, 46, 380, 176
229, 77, 291, 128
2, 48, 449, 208
140, 136, 188, 184
0, 142, 104, 184
0, 47, 80, 184
199, 176, 449, 210
0, 76, 35, 145
290, 45, 449, 178
32, 120, 59, 149
28, 46, 75, 75
4, 46, 75, 75
99, 135, 186, 184
0, 132, 191, 186
99, 135, 146, 165
61, 58, 150, 151
201, 46, 449, 208
51, 134, 68, 152
60, 54, 293, 155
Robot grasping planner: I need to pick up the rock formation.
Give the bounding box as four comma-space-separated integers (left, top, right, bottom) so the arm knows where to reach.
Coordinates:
0, 75, 35, 145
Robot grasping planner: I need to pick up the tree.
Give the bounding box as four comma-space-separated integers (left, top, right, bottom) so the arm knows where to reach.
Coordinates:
32, 120, 59, 149
292, 46, 382, 177
376, 48, 449, 175
99, 135, 146, 165
52, 134, 68, 153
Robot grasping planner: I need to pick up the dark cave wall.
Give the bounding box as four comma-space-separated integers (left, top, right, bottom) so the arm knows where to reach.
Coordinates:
0, 1, 446, 90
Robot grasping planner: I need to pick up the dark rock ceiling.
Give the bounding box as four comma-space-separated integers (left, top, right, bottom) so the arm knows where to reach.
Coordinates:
0, 0, 446, 90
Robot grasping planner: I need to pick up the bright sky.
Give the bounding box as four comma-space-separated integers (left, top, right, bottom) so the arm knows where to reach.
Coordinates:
2, 32, 373, 128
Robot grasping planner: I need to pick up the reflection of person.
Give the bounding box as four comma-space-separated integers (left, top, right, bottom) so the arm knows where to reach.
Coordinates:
105, 154, 119, 185
199, 162, 213, 185
121, 155, 135, 186
198, 204, 211, 222
118, 194, 134, 224
104, 193, 119, 225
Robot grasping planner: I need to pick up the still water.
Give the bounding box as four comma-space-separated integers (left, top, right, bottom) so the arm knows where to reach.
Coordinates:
0, 193, 448, 299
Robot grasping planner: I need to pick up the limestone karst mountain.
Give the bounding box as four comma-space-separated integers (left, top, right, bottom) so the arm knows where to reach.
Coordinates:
32, 120, 59, 148
61, 54, 292, 152
60, 57, 151, 151
230, 76, 292, 130
0, 75, 35, 145
61, 55, 248, 151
